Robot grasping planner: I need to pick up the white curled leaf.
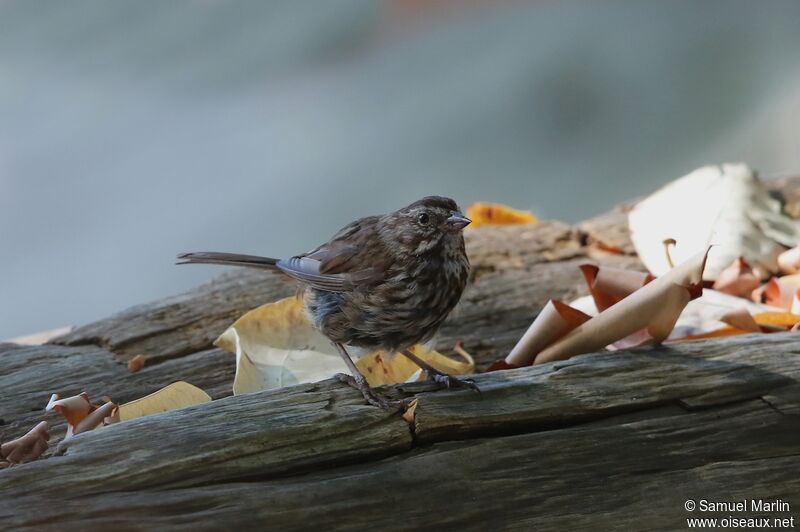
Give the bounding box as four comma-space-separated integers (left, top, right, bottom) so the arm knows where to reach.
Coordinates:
629, 163, 800, 279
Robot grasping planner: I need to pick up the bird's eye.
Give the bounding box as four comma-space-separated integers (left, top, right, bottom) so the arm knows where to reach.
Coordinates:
417, 212, 430, 225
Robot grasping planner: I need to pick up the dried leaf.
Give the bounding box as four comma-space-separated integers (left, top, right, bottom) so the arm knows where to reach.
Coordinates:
778, 245, 800, 274
712, 257, 762, 298
357, 344, 473, 386
0, 421, 49, 466
504, 300, 590, 366
579, 264, 653, 312
104, 406, 121, 426
485, 359, 519, 372
127, 354, 146, 373
751, 283, 768, 304
117, 382, 211, 421
609, 329, 655, 350
763, 275, 800, 309
216, 297, 344, 394
671, 311, 800, 342
46, 383, 210, 437
671, 328, 750, 342
571, 284, 774, 343
498, 256, 713, 368
216, 296, 473, 394
466, 202, 537, 228
754, 311, 800, 329
529, 249, 709, 365
46, 393, 116, 438
792, 289, 800, 316
73, 402, 117, 436
719, 308, 761, 333
611, 288, 772, 339
629, 163, 800, 279
46, 392, 91, 427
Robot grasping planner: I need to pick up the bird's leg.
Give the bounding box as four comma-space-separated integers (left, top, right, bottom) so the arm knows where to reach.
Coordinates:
401, 349, 480, 393
333, 343, 406, 410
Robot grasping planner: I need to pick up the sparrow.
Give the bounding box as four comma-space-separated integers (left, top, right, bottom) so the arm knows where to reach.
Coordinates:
177, 196, 474, 409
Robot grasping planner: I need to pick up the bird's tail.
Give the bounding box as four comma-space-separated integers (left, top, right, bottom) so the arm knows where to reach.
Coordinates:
175, 251, 280, 270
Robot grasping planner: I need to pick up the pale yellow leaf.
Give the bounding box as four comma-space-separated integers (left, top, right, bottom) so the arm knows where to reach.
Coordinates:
356, 344, 473, 386
216, 296, 473, 394
117, 381, 211, 421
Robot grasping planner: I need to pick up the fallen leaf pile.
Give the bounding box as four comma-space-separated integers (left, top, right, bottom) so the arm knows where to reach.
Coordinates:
19, 382, 212, 456
489, 249, 708, 369
488, 162, 800, 370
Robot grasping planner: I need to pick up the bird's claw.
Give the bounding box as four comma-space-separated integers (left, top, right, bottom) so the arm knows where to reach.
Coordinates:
334, 373, 408, 411
429, 373, 481, 394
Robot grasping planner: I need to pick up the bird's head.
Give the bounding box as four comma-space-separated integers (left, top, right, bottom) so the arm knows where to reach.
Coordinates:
380, 196, 471, 255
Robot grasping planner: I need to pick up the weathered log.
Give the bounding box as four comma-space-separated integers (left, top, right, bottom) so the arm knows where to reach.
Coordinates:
3, 178, 800, 530
0, 334, 798, 530
410, 334, 799, 442
0, 343, 234, 440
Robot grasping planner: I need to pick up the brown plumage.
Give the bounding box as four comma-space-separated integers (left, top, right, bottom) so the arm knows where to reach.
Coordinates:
177, 195, 474, 409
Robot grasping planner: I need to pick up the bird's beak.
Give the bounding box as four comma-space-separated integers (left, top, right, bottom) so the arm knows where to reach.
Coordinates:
445, 213, 471, 232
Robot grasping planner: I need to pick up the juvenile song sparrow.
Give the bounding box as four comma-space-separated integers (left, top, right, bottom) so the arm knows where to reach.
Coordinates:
177, 196, 474, 409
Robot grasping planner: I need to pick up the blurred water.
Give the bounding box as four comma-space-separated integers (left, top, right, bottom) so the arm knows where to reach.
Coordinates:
2, 0, 800, 338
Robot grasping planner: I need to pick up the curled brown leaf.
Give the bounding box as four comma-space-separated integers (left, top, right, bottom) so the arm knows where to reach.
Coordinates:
0, 421, 49, 466
501, 249, 709, 367
505, 300, 591, 366
580, 264, 653, 312
46, 392, 117, 438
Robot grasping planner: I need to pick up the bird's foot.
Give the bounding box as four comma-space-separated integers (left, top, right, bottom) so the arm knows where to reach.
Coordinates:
425, 370, 481, 394
400, 348, 480, 394
334, 373, 407, 411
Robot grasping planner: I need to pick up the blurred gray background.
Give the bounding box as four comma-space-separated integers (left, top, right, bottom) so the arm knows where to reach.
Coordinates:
2, 0, 800, 339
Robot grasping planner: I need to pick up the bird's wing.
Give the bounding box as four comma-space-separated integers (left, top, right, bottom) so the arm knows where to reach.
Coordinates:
275, 256, 354, 291
277, 216, 386, 292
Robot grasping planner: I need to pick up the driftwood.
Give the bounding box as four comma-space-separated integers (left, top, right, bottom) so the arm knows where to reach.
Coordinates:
1, 180, 799, 530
